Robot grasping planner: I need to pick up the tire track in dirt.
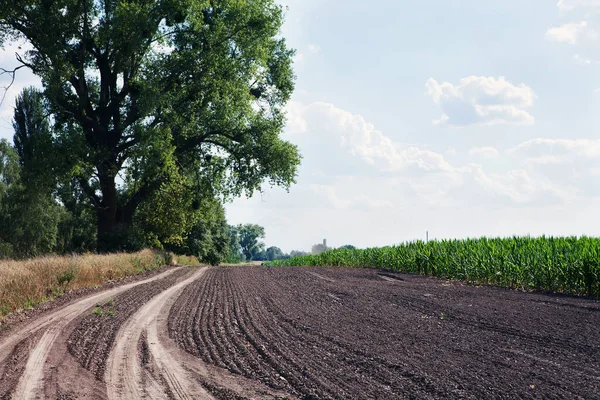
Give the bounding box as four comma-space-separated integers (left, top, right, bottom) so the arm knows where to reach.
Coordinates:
105, 267, 212, 399
66, 267, 192, 380
106, 265, 290, 400
1, 267, 180, 399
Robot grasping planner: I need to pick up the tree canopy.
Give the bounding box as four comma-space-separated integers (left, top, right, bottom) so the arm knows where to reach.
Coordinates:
0, 0, 300, 251
237, 223, 264, 261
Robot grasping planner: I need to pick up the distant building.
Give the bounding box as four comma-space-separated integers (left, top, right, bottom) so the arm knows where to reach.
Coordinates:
311, 238, 328, 255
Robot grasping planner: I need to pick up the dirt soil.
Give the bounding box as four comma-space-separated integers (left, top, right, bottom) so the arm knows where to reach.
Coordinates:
169, 266, 600, 400
0, 264, 599, 399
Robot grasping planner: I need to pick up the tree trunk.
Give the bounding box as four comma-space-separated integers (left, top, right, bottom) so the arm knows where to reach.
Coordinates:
96, 169, 118, 253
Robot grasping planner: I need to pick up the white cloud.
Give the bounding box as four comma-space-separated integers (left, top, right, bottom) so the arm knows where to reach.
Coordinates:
286, 101, 460, 174
508, 138, 600, 197
425, 76, 536, 127
309, 184, 393, 210
546, 21, 592, 44
229, 100, 600, 251
573, 53, 592, 64
558, 0, 600, 11
285, 101, 577, 207
510, 137, 600, 159
469, 147, 500, 159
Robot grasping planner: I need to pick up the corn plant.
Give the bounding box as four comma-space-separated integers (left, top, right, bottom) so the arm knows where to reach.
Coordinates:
268, 236, 600, 297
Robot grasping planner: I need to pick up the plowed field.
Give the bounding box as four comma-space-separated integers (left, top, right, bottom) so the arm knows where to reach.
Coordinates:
0, 265, 599, 399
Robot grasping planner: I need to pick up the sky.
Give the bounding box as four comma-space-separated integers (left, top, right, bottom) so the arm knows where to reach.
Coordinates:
1, 0, 600, 253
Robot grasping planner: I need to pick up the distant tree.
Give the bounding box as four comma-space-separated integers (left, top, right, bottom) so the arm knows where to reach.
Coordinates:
238, 224, 266, 261
225, 225, 245, 263
340, 245, 356, 250
290, 250, 308, 258
0, 139, 20, 257
55, 178, 97, 254
266, 246, 284, 261
12, 88, 56, 189
0, 139, 19, 202
252, 248, 267, 261
1, 188, 62, 257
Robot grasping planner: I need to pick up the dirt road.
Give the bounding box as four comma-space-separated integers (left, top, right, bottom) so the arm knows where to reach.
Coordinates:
0, 265, 599, 399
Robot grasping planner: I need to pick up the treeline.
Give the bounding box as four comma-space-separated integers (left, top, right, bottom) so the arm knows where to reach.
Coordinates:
0, 89, 276, 264
0, 0, 300, 258
224, 224, 309, 262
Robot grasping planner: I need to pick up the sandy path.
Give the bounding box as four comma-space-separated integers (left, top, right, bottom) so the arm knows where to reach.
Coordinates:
105, 267, 213, 399
5, 267, 180, 399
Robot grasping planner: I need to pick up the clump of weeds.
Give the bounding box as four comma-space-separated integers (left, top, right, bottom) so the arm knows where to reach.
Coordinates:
93, 298, 116, 317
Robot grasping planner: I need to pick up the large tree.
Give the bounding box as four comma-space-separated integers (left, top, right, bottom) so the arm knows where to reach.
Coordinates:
237, 223, 264, 261
0, 0, 300, 251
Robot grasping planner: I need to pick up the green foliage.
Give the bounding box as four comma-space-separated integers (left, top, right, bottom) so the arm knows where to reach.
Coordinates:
176, 255, 201, 266
0, 139, 19, 204
93, 299, 116, 317
237, 224, 266, 261
56, 264, 77, 286
0, 103, 63, 258
165, 197, 230, 265
266, 246, 284, 261
1, 188, 62, 258
13, 88, 56, 189
269, 236, 600, 297
224, 225, 245, 263
0, 0, 300, 251
55, 179, 97, 253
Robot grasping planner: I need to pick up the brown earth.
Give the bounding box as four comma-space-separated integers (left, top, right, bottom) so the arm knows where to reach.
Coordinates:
0, 264, 599, 399
169, 266, 600, 400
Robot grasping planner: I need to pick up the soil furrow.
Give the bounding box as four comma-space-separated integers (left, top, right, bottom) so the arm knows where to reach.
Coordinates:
168, 266, 600, 399
3, 263, 598, 399
195, 270, 220, 364
221, 270, 271, 379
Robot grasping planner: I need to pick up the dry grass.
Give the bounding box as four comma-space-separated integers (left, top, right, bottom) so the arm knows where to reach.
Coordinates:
175, 255, 201, 266
0, 249, 172, 321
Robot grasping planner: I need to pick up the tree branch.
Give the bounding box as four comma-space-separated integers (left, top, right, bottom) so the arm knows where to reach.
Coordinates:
76, 176, 101, 209
0, 64, 26, 105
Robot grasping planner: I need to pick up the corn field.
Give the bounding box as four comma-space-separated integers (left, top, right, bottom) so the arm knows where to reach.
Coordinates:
268, 236, 600, 297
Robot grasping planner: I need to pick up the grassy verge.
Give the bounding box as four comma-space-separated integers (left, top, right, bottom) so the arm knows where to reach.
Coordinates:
0, 249, 173, 322
267, 236, 600, 297
175, 255, 201, 266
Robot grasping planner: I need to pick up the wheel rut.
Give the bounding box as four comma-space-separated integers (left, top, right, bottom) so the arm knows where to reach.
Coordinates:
1, 267, 181, 399
105, 267, 212, 399
2, 264, 598, 399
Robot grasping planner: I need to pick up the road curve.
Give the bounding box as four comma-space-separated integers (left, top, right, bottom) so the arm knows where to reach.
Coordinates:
105, 267, 213, 399
7, 267, 181, 399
